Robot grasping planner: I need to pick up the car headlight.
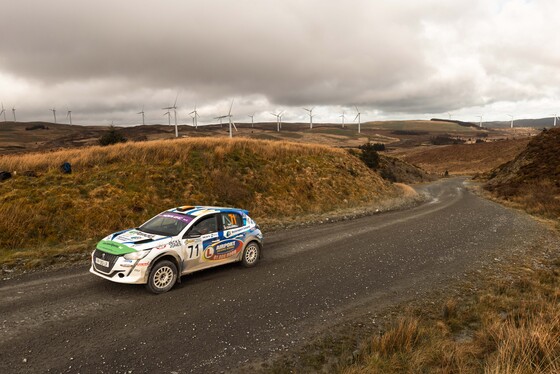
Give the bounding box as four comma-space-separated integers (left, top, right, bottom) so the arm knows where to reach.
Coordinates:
124, 249, 151, 260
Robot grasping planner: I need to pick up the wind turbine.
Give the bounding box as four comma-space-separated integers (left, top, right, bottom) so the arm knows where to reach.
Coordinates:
507, 114, 514, 128
476, 115, 483, 128
162, 93, 179, 137
340, 111, 346, 128
66, 109, 72, 125
552, 114, 557, 127
12, 107, 16, 122
0, 103, 6, 121
303, 107, 314, 129
189, 105, 200, 129
137, 106, 145, 126
447, 112, 452, 120
248, 113, 255, 128
163, 111, 171, 126
270, 111, 284, 132
214, 115, 227, 127
227, 100, 238, 138
50, 108, 57, 123
354, 106, 361, 133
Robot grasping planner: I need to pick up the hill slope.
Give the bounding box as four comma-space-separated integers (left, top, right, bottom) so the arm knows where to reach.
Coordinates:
0, 138, 404, 253
485, 128, 560, 218
396, 138, 530, 175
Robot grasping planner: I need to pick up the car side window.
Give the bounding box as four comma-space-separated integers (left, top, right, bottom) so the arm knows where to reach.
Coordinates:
221, 212, 243, 230
185, 215, 218, 237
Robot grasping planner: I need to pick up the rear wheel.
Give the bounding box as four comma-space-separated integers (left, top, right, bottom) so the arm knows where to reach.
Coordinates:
241, 242, 260, 267
146, 260, 177, 294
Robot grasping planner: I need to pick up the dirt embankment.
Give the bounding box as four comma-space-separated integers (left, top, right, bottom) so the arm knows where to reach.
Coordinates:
485, 127, 560, 220
0, 137, 415, 267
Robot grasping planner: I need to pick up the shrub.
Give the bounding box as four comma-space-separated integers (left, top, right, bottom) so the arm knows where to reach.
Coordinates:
358, 142, 380, 170
430, 135, 465, 145
99, 126, 127, 146
372, 143, 386, 151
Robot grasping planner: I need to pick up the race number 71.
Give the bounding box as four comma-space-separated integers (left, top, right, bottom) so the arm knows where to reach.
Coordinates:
187, 244, 201, 259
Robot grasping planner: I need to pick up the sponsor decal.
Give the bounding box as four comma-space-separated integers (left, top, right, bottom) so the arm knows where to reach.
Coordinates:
136, 262, 149, 267
155, 244, 168, 250
159, 213, 194, 224
168, 240, 181, 248
203, 239, 243, 261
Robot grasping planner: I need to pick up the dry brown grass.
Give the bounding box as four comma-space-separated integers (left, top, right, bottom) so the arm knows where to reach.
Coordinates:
0, 137, 401, 265
395, 139, 530, 175
341, 249, 560, 374
0, 137, 335, 172
484, 128, 560, 221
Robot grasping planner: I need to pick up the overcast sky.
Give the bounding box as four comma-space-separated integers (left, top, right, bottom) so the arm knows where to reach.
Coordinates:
0, 0, 558, 126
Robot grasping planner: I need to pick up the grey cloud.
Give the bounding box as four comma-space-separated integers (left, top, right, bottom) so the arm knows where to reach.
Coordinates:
0, 0, 559, 123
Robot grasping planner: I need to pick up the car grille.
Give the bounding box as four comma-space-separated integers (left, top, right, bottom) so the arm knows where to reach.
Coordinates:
93, 249, 120, 273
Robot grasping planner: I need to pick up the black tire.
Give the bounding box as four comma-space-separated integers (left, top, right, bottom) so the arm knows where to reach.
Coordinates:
241, 242, 260, 268
145, 260, 178, 294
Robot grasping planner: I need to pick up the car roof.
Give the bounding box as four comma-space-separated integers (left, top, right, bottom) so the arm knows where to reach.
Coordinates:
167, 206, 249, 217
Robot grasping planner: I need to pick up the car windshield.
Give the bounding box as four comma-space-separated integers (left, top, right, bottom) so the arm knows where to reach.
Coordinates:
139, 212, 195, 237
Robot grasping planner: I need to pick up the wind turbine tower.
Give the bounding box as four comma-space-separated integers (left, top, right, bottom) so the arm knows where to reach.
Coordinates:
164, 111, 171, 126
248, 114, 255, 128
12, 107, 16, 122
508, 114, 514, 128
303, 107, 314, 129
224, 99, 237, 138
270, 111, 283, 132
66, 109, 73, 125
0, 103, 6, 121
162, 94, 179, 137
137, 106, 145, 126
552, 114, 557, 127
50, 108, 57, 123
189, 105, 200, 129
476, 115, 483, 128
340, 111, 346, 128
354, 106, 362, 133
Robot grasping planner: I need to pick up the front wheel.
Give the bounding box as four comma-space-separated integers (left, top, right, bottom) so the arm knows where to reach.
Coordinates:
241, 242, 260, 268
146, 260, 178, 294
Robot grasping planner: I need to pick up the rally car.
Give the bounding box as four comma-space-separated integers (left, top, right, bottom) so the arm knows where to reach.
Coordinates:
90, 206, 263, 294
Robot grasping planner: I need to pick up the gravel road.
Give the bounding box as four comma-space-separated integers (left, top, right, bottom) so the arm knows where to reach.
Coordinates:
0, 178, 544, 373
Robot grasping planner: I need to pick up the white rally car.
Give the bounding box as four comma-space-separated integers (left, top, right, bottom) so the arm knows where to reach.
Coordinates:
90, 206, 263, 293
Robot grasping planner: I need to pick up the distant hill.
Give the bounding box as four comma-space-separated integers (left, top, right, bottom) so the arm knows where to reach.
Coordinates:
483, 117, 558, 129
485, 127, 560, 218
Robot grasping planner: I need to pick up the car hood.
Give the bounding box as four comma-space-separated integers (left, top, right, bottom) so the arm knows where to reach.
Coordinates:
97, 229, 172, 255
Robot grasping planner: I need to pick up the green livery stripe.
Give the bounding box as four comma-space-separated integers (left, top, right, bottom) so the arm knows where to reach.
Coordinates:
96, 240, 137, 255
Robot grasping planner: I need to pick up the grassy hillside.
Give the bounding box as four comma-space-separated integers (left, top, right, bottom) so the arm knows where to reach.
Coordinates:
485, 128, 560, 219
396, 139, 530, 175
0, 137, 404, 264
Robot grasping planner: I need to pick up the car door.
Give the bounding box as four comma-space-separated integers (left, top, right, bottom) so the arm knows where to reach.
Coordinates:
208, 212, 247, 264
181, 214, 220, 273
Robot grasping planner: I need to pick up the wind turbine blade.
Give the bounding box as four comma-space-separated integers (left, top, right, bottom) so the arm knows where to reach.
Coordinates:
229, 99, 234, 115
232, 122, 238, 131
355, 106, 359, 113
354, 114, 359, 121
173, 93, 178, 107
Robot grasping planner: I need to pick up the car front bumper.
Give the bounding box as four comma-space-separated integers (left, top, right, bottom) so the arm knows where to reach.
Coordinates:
90, 251, 150, 284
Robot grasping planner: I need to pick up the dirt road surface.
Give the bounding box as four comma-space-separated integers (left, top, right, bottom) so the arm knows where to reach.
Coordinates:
0, 178, 545, 373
